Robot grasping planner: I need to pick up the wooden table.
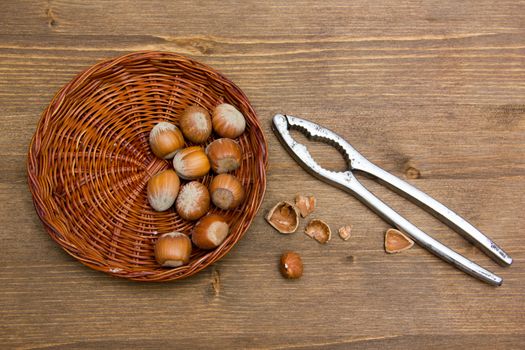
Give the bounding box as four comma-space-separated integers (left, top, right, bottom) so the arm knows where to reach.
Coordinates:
1, 1, 524, 348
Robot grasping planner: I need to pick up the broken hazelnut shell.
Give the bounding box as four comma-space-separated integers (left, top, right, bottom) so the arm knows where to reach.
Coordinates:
279, 251, 303, 279
304, 219, 331, 244
295, 194, 316, 218
385, 228, 414, 253
338, 225, 352, 241
265, 201, 300, 234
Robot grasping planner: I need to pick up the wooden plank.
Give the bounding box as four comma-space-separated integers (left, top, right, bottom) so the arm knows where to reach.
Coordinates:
1, 1, 524, 37
0, 0, 524, 348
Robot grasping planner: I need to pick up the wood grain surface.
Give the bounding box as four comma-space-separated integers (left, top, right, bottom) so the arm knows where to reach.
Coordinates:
1, 1, 524, 349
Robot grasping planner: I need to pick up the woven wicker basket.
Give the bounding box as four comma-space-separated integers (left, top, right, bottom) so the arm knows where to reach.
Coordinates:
27, 51, 268, 281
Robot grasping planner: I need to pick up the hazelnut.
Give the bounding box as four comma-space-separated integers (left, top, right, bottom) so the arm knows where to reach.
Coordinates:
206, 138, 242, 174
149, 122, 185, 159
172, 146, 211, 180
279, 252, 303, 279
191, 214, 230, 249
212, 103, 246, 138
154, 232, 192, 267
209, 174, 245, 210
180, 105, 212, 144
175, 181, 210, 221
338, 225, 352, 241
385, 228, 414, 253
294, 194, 316, 218
265, 201, 300, 234
304, 219, 331, 244
147, 169, 180, 211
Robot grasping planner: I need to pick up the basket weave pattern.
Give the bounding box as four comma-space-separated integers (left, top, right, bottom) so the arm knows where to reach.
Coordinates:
27, 51, 268, 281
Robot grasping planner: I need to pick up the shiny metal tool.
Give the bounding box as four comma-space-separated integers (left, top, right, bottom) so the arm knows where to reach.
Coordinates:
272, 114, 512, 286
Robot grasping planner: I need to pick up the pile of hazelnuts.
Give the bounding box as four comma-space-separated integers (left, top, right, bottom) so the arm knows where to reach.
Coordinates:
147, 103, 246, 268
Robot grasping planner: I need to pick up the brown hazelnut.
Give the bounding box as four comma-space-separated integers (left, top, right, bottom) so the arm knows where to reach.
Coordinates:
304, 219, 331, 244
209, 174, 245, 210
295, 194, 316, 218
265, 201, 300, 234
147, 169, 180, 212
154, 232, 192, 267
206, 138, 242, 174
385, 228, 414, 253
279, 251, 303, 279
180, 105, 212, 144
212, 103, 246, 138
191, 214, 230, 250
149, 122, 185, 159
338, 225, 352, 241
172, 146, 211, 180
175, 181, 210, 221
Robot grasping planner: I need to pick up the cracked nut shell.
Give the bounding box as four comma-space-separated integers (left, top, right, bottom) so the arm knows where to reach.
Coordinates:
338, 225, 352, 241
266, 201, 300, 234
385, 228, 414, 253
295, 194, 316, 218
305, 219, 331, 244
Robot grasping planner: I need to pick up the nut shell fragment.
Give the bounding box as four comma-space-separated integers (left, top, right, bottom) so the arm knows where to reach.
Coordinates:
338, 225, 352, 241
304, 219, 331, 244
385, 228, 414, 253
295, 195, 316, 218
266, 201, 300, 234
